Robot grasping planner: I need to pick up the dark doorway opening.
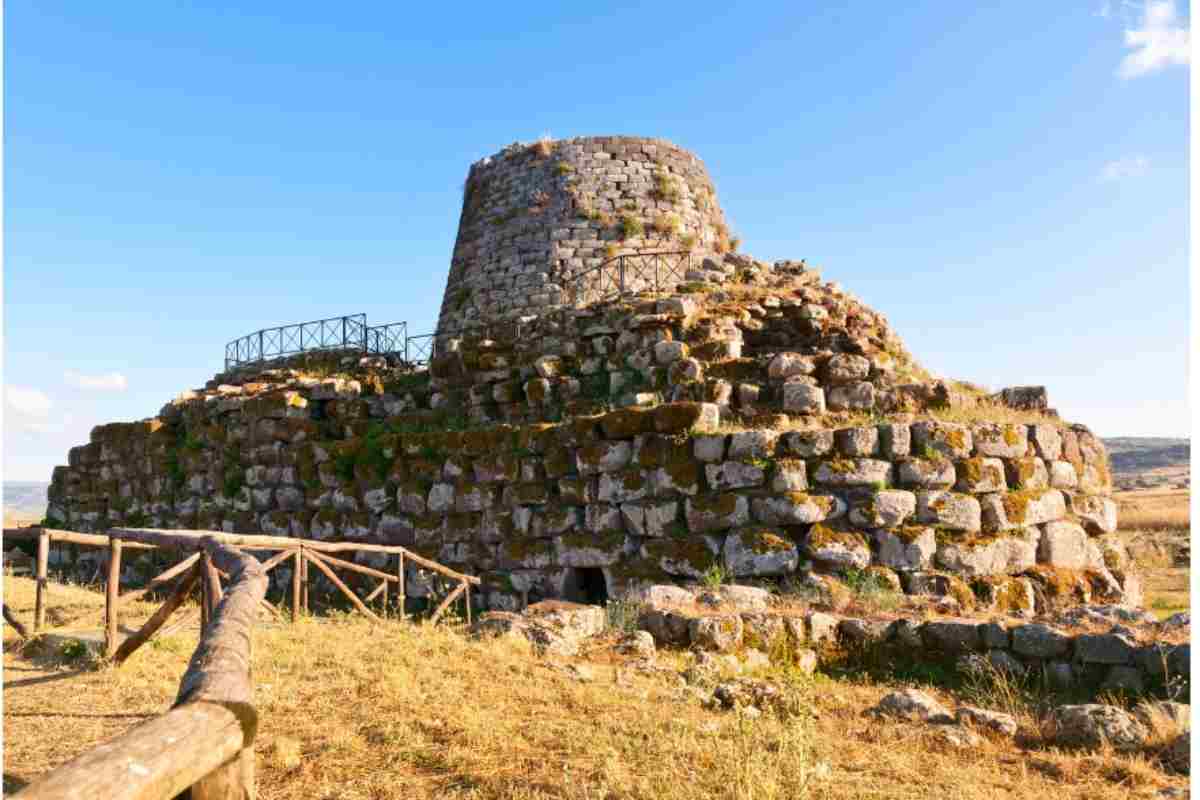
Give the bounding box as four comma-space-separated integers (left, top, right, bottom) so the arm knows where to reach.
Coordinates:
563, 567, 608, 605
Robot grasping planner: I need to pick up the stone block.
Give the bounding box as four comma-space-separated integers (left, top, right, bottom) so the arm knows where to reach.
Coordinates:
781, 382, 826, 414
826, 381, 875, 411
706, 461, 766, 491
814, 458, 892, 487
767, 352, 816, 379
874, 526, 936, 571
897, 457, 956, 488
686, 493, 750, 532
723, 527, 800, 576
971, 423, 1028, 458
848, 490, 916, 528
916, 491, 981, 531
954, 457, 1007, 493
836, 426, 879, 457
1011, 623, 1071, 659
780, 429, 834, 457
752, 492, 844, 525
912, 421, 973, 459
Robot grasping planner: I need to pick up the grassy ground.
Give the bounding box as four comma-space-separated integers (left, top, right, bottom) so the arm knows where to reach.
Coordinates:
3, 576, 1187, 799
1115, 488, 1190, 620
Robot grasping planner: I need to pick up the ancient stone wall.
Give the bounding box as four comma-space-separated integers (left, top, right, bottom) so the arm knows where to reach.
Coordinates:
634, 585, 1187, 698
438, 136, 730, 332
49, 376, 1129, 614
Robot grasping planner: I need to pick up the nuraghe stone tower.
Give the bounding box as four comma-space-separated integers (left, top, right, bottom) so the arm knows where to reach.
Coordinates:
48, 136, 1147, 669
438, 136, 731, 332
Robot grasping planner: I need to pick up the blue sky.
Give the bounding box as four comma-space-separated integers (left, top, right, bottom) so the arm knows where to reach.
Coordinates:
4, 1, 1190, 481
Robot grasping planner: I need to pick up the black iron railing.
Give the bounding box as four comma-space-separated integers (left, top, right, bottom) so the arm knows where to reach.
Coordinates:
565, 250, 694, 307
223, 250, 697, 370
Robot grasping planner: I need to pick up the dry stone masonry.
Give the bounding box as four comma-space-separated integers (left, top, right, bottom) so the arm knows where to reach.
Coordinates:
47, 135, 1136, 619
439, 136, 730, 332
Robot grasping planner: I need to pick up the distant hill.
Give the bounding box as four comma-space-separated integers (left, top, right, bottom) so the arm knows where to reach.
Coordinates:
3, 481, 48, 527
1102, 437, 1189, 489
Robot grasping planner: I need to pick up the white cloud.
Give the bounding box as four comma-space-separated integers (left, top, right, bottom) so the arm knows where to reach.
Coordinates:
3, 385, 73, 436
64, 370, 128, 391
1117, 1, 1190, 78
5, 386, 52, 418
1097, 1, 1112, 19
1100, 154, 1149, 180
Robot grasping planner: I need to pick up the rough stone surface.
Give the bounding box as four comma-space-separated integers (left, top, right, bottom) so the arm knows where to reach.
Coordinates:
1050, 704, 1149, 751
956, 705, 1018, 737
871, 689, 954, 724
722, 527, 799, 576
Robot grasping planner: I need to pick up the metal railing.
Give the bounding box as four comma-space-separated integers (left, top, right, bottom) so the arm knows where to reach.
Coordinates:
564, 250, 694, 307
222, 250, 696, 371
224, 314, 411, 370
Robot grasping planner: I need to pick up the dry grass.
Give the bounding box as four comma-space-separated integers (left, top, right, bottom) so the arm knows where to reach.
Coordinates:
926, 405, 1058, 427
4, 576, 1188, 799
1115, 489, 1191, 535
1115, 489, 1191, 621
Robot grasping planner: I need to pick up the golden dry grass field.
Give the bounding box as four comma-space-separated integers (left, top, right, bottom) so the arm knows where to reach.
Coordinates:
1115, 488, 1190, 620
2, 573, 1188, 800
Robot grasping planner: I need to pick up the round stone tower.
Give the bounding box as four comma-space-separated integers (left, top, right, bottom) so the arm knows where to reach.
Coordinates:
437, 135, 731, 333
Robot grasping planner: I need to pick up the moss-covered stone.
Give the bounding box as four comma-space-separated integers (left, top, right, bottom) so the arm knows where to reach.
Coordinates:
600, 407, 654, 439
641, 536, 720, 578
652, 402, 719, 434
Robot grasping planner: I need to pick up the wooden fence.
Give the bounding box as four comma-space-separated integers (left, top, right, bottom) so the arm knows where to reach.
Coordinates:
4, 527, 482, 799
3, 527, 481, 657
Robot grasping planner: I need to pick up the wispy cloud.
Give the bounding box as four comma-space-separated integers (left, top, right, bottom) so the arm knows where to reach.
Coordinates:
4, 385, 72, 435
1117, 1, 1190, 78
6, 386, 52, 418
64, 370, 128, 391
1100, 155, 1149, 180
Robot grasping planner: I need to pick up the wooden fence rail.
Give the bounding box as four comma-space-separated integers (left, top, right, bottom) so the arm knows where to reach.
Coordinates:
3, 526, 479, 648
5, 526, 481, 799
15, 536, 266, 799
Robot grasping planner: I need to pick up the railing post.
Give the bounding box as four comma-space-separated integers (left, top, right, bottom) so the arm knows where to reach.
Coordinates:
291, 547, 302, 622
398, 552, 406, 622
342, 316, 347, 349
34, 529, 49, 631
618, 256, 626, 293
105, 537, 122, 659
199, 552, 212, 630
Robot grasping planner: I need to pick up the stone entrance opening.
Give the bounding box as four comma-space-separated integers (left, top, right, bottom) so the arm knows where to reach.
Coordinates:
563, 567, 608, 606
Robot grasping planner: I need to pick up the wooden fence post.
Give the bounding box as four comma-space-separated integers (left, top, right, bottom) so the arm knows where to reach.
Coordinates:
199, 552, 212, 631
397, 551, 406, 622
105, 537, 122, 658
34, 529, 49, 631
300, 547, 309, 614
291, 547, 302, 622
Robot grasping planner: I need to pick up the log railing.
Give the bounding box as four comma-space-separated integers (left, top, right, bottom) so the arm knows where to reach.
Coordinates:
3, 527, 479, 653
5, 528, 481, 799
14, 536, 267, 799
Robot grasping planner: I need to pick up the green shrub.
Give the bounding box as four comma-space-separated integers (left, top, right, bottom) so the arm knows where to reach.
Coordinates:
618, 215, 644, 240
605, 599, 642, 633
701, 564, 727, 589
651, 171, 681, 204
60, 638, 88, 661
